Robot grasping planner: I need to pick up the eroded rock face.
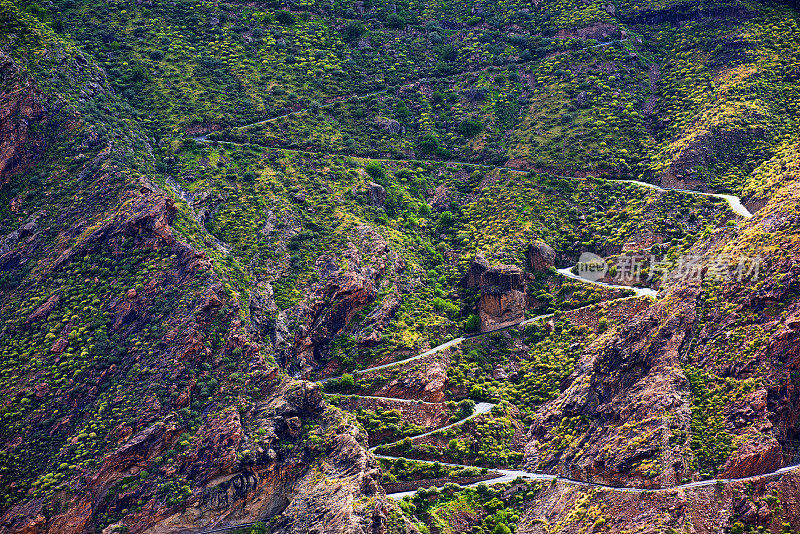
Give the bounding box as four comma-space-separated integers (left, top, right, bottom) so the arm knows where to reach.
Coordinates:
527, 241, 556, 272
461, 253, 490, 288
375, 359, 449, 403
463, 255, 527, 332
368, 182, 386, 206
2, 376, 402, 534
523, 176, 800, 489
0, 50, 47, 188
286, 225, 404, 378
525, 287, 694, 488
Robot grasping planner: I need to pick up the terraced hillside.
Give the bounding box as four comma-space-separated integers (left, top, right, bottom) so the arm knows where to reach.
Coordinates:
2, 0, 800, 533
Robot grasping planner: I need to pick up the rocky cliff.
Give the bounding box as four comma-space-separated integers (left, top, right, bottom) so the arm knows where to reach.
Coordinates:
525, 141, 800, 490
0, 9, 410, 534
463, 254, 527, 331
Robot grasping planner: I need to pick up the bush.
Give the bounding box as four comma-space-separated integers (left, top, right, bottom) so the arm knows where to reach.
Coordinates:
343, 21, 366, 42
417, 134, 439, 155
465, 313, 480, 332
365, 161, 387, 183
458, 119, 483, 138
385, 13, 405, 29
597, 317, 608, 333
437, 211, 455, 230
275, 10, 295, 25
339, 374, 355, 388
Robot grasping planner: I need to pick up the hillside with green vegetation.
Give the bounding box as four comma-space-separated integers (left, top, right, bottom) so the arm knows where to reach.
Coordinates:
2, 0, 800, 533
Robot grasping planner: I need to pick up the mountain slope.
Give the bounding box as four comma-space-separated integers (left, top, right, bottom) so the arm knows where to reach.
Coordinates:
0, 4, 408, 533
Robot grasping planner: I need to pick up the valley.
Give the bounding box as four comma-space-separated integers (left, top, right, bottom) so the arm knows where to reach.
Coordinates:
2, 0, 800, 533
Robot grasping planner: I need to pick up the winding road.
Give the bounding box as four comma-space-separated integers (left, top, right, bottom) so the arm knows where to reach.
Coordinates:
188, 138, 753, 222
370, 402, 496, 452
300, 172, 776, 501
609, 179, 753, 218
318, 313, 556, 385
180, 80, 784, 523
556, 266, 658, 298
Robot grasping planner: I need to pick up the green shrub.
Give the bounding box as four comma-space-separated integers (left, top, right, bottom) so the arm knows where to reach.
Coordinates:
275, 10, 295, 25
465, 314, 480, 332
458, 119, 483, 138
385, 13, 405, 29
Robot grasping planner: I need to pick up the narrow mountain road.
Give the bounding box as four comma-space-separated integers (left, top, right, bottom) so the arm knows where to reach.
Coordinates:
380, 454, 800, 499
314, 290, 800, 503
316, 336, 464, 385
183, 78, 764, 533
609, 179, 753, 218
317, 313, 555, 385
556, 266, 658, 298
369, 402, 495, 452
188, 139, 753, 220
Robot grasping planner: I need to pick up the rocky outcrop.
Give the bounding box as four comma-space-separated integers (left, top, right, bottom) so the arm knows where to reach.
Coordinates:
291, 259, 378, 376
368, 182, 386, 206
249, 282, 290, 356
525, 287, 692, 488
719, 436, 783, 480
555, 22, 619, 41
3, 378, 405, 534
527, 241, 556, 272
463, 255, 527, 332
461, 254, 527, 332
375, 117, 404, 135
287, 225, 403, 378
357, 352, 451, 403
461, 253, 490, 288
478, 264, 526, 332
0, 50, 47, 187
356, 291, 401, 347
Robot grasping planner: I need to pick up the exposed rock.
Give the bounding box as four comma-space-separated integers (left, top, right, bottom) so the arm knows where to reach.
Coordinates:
527, 241, 556, 272
555, 22, 618, 41
0, 50, 47, 187
357, 291, 401, 347
719, 436, 783, 480
50, 336, 68, 354
287, 225, 403, 378
26, 293, 59, 323
368, 182, 386, 206
461, 253, 490, 288
375, 117, 404, 135
369, 357, 449, 403
249, 282, 289, 355
525, 287, 692, 488
474, 261, 526, 332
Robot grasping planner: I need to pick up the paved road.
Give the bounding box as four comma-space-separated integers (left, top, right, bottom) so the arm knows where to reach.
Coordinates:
381, 454, 800, 500
181, 65, 762, 533
556, 267, 659, 298
317, 313, 555, 385
188, 137, 753, 222
316, 336, 465, 385
609, 179, 753, 218
370, 402, 495, 452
